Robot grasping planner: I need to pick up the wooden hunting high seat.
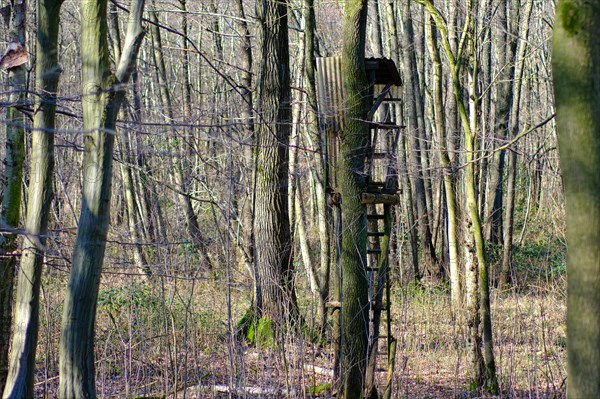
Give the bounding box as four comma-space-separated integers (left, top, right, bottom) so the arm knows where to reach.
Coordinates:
316, 56, 403, 398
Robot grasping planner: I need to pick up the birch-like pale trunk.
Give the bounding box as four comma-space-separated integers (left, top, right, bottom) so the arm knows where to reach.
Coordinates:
0, 0, 27, 392
2, 1, 62, 397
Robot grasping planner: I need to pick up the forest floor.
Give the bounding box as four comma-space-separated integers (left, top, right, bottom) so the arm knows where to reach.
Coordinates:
32, 241, 567, 399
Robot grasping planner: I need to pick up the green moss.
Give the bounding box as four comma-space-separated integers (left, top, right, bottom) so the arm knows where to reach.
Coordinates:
558, 1, 580, 36
307, 383, 332, 396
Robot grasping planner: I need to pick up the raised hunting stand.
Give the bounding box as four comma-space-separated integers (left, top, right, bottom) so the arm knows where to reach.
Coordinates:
316, 56, 403, 398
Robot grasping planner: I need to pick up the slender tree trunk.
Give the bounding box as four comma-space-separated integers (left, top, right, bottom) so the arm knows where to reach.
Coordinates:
425, 9, 461, 313
416, 0, 498, 391
484, 0, 514, 243
499, 0, 533, 288
553, 2, 600, 396
385, 0, 419, 279
304, 0, 330, 332
2, 1, 62, 397
0, 0, 27, 391
148, 6, 214, 271
231, 0, 255, 271
58, 1, 145, 397
108, 1, 150, 278
399, 0, 439, 276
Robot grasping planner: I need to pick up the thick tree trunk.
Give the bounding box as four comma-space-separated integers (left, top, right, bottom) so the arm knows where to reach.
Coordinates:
253, 0, 296, 326
58, 1, 145, 397
2, 1, 62, 397
553, 2, 600, 396
339, 0, 370, 396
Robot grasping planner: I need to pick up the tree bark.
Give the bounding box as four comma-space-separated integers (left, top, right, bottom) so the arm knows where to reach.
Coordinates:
385, 0, 419, 280
399, 0, 439, 276
58, 1, 145, 397
499, 0, 533, 288
553, 1, 600, 396
2, 1, 62, 397
425, 8, 461, 313
148, 5, 214, 271
339, 0, 370, 396
252, 0, 297, 326
304, 0, 330, 332
416, 0, 498, 391
0, 0, 27, 392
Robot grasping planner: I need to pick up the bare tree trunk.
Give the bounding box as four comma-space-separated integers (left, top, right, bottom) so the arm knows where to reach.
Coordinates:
399, 0, 439, 276
304, 0, 330, 332
384, 0, 419, 279
2, 1, 62, 397
59, 1, 145, 397
425, 8, 462, 313
0, 0, 27, 391
252, 0, 297, 326
416, 0, 498, 391
554, 1, 600, 396
339, 0, 370, 396
148, 6, 214, 270
108, 1, 150, 278
499, 0, 533, 288
231, 0, 255, 271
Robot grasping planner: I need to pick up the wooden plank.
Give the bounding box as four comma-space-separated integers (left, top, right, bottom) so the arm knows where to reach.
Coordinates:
361, 192, 400, 205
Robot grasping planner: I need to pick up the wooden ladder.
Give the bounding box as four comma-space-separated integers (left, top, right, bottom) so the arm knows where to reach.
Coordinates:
362, 122, 400, 399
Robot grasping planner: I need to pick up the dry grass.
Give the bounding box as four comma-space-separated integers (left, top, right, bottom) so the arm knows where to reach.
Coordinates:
32, 239, 566, 398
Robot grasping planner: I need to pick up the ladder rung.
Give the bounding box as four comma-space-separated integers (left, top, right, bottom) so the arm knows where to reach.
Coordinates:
361, 192, 400, 205
371, 302, 389, 311
367, 232, 385, 237
368, 181, 386, 187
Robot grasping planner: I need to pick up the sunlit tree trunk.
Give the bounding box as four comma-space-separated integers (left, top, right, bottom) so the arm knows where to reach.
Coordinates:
232, 0, 255, 271
417, 0, 498, 391
58, 1, 145, 397
384, 0, 419, 279
2, 1, 62, 397
0, 0, 27, 391
553, 1, 600, 396
303, 0, 330, 332
148, 5, 214, 271
499, 0, 533, 288
399, 0, 439, 276
107, 1, 150, 278
425, 8, 461, 313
